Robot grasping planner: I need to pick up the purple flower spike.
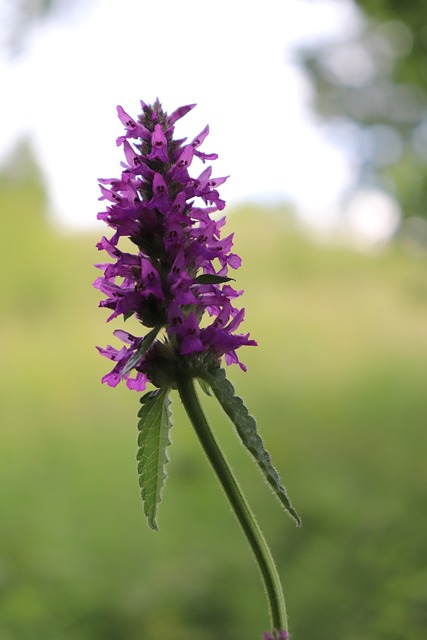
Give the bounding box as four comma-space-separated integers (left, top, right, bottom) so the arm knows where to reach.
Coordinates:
95, 99, 256, 389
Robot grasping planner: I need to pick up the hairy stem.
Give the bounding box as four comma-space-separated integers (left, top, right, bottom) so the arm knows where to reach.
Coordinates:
176, 374, 287, 632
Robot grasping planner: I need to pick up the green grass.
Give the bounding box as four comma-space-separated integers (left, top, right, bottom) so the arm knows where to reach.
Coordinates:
1, 180, 426, 639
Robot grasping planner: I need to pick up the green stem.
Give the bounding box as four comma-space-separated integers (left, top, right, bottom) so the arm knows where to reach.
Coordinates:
176, 374, 287, 633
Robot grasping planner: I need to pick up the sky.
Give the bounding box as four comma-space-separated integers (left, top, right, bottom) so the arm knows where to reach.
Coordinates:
1, 0, 400, 242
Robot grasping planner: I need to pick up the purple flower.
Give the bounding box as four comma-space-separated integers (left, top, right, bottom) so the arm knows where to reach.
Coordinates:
97, 330, 148, 391
263, 631, 288, 640
95, 99, 256, 389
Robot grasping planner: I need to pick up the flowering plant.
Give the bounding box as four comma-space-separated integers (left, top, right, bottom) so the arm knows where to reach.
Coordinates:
95, 98, 300, 639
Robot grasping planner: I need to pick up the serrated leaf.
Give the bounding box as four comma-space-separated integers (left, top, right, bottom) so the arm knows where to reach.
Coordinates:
202, 368, 301, 526
122, 326, 160, 377
136, 387, 172, 530
194, 274, 235, 285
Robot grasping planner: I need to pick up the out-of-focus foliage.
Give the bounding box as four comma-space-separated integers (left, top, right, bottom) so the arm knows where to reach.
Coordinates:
1, 0, 91, 55
1, 165, 427, 639
299, 0, 427, 232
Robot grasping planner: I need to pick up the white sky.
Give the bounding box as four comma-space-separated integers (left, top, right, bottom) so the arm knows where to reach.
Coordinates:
1, 0, 397, 241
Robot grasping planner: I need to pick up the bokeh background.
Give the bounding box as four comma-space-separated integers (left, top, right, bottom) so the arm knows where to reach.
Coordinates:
1, 1, 427, 639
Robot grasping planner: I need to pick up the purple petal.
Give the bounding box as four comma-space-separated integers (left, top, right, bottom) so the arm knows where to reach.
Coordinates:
150, 172, 170, 214
191, 125, 209, 148
116, 105, 150, 143
148, 124, 169, 163
168, 103, 196, 125
125, 371, 147, 391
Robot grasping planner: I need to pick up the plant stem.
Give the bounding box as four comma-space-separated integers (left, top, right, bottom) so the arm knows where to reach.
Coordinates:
176, 374, 287, 633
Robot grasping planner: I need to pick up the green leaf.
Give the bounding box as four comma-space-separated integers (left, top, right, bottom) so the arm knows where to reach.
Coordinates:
202, 368, 301, 526
197, 377, 212, 396
194, 274, 235, 285
136, 387, 172, 530
122, 326, 160, 377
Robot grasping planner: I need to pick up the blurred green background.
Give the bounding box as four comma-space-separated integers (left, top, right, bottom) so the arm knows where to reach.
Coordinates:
1, 171, 426, 640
